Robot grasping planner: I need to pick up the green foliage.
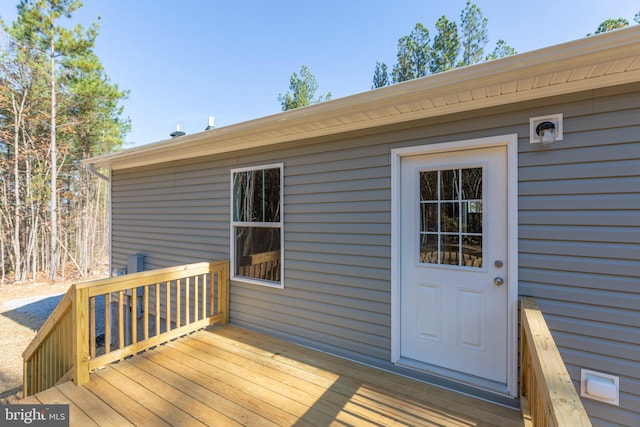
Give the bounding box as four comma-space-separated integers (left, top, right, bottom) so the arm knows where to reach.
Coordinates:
372, 61, 389, 89
392, 23, 430, 83
63, 50, 130, 157
278, 65, 331, 111
0, 0, 129, 280
588, 10, 640, 36
458, 0, 488, 67
589, 18, 629, 35
377, 2, 515, 85
486, 39, 517, 61
430, 16, 459, 73
4, 0, 128, 158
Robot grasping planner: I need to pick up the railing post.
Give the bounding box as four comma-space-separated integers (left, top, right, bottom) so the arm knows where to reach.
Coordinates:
72, 285, 90, 386
520, 297, 592, 427
212, 261, 230, 326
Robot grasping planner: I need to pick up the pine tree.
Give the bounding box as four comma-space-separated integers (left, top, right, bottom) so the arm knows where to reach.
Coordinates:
0, 0, 128, 281
374, 2, 515, 86
278, 65, 331, 111
372, 61, 389, 89
392, 23, 430, 83
430, 16, 459, 73
589, 18, 629, 35
458, 0, 488, 67
486, 39, 517, 61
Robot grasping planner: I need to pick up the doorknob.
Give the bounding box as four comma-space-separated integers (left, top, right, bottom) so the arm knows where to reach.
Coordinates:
494, 277, 504, 286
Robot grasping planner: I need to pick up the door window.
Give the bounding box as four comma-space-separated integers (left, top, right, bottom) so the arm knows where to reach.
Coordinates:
419, 167, 483, 267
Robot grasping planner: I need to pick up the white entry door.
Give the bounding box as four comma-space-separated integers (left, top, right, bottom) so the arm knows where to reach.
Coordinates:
400, 145, 508, 387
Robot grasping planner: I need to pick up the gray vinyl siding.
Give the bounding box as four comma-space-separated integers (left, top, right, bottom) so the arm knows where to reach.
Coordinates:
517, 87, 640, 426
111, 83, 640, 426
112, 139, 395, 362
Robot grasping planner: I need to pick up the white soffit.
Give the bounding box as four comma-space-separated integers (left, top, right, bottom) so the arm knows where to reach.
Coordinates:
88, 26, 640, 170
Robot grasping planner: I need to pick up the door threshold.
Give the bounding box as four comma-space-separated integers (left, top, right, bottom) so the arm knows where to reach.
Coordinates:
397, 357, 510, 397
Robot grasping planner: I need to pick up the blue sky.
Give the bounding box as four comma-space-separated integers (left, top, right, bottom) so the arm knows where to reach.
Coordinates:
1, 1, 638, 147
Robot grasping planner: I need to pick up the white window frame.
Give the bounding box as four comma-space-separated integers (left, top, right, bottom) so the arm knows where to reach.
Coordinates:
230, 163, 284, 288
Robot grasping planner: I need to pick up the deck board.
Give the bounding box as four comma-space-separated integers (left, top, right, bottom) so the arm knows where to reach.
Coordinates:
56, 380, 134, 427
154, 343, 324, 426
25, 325, 523, 426
112, 359, 239, 426
31, 385, 99, 427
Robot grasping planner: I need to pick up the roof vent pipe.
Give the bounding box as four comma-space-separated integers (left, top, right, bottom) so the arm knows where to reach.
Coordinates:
170, 124, 185, 138
205, 116, 215, 131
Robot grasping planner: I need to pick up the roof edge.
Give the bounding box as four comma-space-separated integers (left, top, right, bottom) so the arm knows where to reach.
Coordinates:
87, 25, 640, 170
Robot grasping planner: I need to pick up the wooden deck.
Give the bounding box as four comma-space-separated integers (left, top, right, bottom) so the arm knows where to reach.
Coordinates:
22, 326, 523, 426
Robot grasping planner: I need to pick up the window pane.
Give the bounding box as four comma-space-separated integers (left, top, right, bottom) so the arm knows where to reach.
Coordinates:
462, 235, 482, 267
420, 234, 438, 264
420, 171, 438, 201
440, 235, 460, 265
440, 202, 459, 233
420, 202, 438, 232
440, 170, 459, 201
235, 227, 281, 282
233, 168, 280, 223
461, 168, 482, 200
462, 201, 482, 233
262, 168, 281, 222
233, 171, 248, 222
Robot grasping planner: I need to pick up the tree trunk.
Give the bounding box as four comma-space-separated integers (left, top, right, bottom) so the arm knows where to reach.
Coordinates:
12, 94, 22, 281
49, 36, 58, 281
1, 215, 5, 284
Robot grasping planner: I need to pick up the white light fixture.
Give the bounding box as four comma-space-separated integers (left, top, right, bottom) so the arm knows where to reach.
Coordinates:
530, 113, 563, 145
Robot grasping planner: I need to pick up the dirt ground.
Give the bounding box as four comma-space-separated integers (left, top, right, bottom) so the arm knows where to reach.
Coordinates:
0, 280, 72, 404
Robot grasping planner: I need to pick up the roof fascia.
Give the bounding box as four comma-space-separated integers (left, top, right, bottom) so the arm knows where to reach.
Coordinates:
86, 26, 640, 170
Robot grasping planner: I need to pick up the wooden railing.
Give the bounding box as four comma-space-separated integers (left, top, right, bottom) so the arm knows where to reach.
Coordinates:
520, 297, 591, 427
237, 250, 280, 282
23, 260, 229, 397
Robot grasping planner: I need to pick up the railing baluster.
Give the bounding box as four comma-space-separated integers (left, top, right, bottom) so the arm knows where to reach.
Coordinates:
194, 275, 199, 322
155, 283, 160, 337
105, 292, 111, 354
131, 288, 137, 345
201, 274, 206, 319
51, 336, 56, 387
176, 279, 181, 328
185, 277, 190, 325
89, 296, 96, 360
144, 285, 149, 340
34, 352, 39, 394
55, 327, 59, 383
43, 341, 49, 389
118, 290, 124, 350
165, 281, 170, 333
